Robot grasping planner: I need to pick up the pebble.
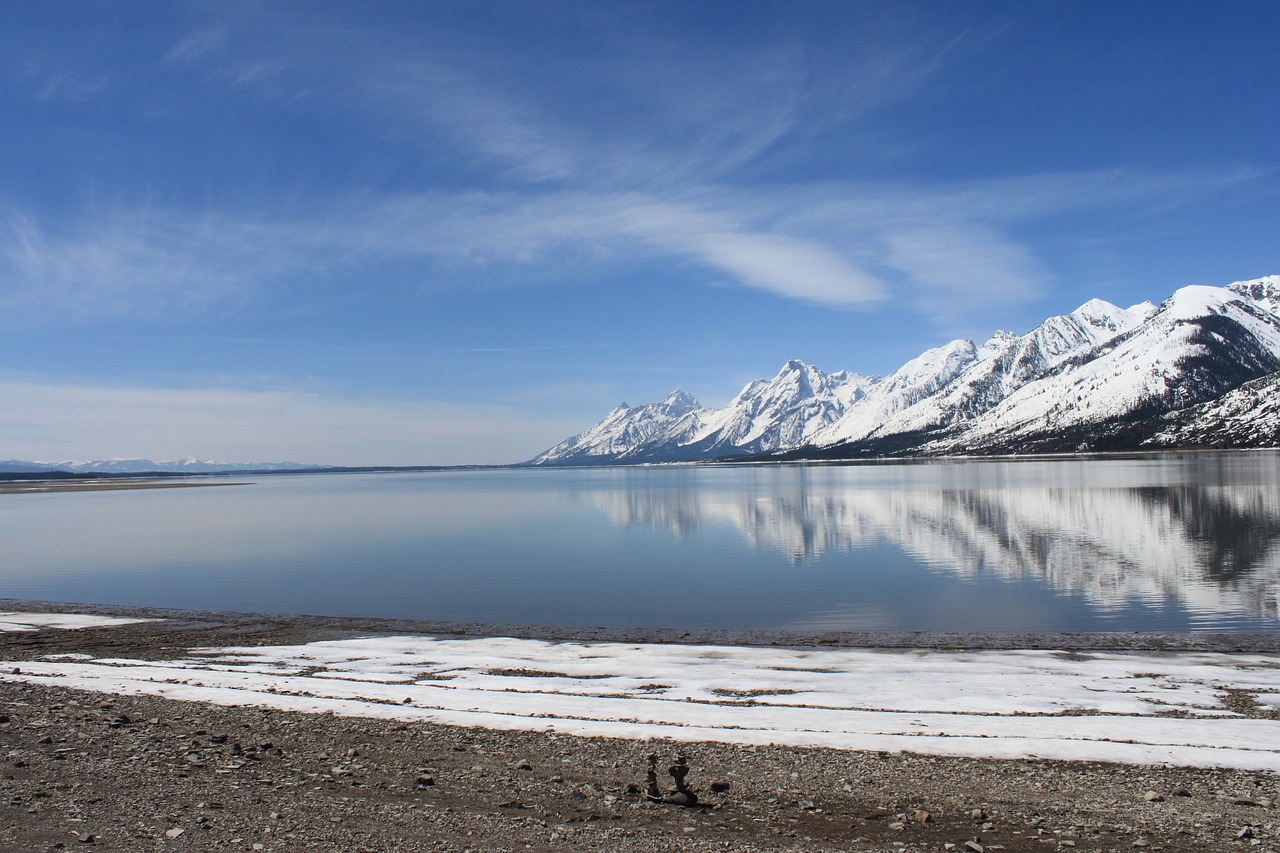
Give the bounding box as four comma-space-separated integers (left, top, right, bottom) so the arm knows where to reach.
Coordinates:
1143, 791, 1164, 802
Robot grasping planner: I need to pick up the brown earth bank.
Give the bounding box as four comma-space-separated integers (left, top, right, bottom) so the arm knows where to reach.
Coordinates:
0, 603, 1277, 852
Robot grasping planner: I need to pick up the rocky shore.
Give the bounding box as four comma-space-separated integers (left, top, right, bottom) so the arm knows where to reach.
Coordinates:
1, 603, 1278, 852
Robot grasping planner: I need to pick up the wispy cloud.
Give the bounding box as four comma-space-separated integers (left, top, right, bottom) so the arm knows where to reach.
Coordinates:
452, 343, 609, 354
163, 27, 226, 65
7, 11, 1270, 333
681, 230, 886, 306
24, 70, 109, 101
0, 208, 304, 324
363, 59, 580, 184
1, 160, 1256, 330
882, 225, 1049, 318
216, 57, 291, 89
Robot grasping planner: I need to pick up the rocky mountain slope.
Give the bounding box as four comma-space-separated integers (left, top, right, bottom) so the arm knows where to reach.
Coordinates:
531, 275, 1280, 464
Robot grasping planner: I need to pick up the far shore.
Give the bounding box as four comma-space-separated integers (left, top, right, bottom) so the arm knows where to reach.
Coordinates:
0, 479, 249, 495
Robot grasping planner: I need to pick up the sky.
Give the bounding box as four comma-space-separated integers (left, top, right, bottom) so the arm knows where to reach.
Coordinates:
2, 1, 1278, 466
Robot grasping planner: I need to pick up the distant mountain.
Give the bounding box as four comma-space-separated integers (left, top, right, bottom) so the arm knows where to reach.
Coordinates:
530, 275, 1280, 464
528, 362, 877, 465
0, 457, 324, 475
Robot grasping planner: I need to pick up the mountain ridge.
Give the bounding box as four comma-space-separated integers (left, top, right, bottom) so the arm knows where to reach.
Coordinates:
531, 275, 1280, 465
0, 458, 324, 475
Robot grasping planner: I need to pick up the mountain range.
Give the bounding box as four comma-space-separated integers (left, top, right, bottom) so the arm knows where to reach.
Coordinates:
531, 275, 1280, 465
0, 458, 322, 475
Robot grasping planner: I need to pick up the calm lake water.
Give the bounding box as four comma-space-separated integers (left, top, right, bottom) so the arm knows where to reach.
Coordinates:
3, 453, 1279, 633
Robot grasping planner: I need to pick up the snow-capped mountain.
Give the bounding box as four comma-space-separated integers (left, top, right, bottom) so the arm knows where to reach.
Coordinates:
531, 391, 703, 465
0, 457, 323, 475
812, 298, 1155, 446
915, 279, 1280, 455
528, 362, 876, 465
531, 275, 1280, 465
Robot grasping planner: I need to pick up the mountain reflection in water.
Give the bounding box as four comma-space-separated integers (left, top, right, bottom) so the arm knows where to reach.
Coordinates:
579, 455, 1280, 624
3, 454, 1277, 632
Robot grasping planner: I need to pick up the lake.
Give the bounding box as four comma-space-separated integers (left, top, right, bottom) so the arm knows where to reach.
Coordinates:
2, 453, 1278, 633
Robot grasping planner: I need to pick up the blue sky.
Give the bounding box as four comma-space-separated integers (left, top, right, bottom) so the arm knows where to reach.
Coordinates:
2, 1, 1278, 465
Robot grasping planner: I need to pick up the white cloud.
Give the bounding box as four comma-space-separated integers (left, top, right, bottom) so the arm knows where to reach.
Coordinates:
685, 231, 885, 306
882, 224, 1050, 318
0, 164, 1245, 330
0, 380, 580, 466
32, 71, 109, 101
7, 8, 1267, 329
163, 27, 226, 65
216, 57, 291, 89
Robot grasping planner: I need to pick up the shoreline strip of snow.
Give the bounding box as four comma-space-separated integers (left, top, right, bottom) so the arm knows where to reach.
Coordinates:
0, 612, 156, 632
3, 621, 1279, 771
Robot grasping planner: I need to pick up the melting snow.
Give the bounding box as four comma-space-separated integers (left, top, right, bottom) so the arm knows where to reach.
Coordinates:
0, 611, 155, 632
3, 624, 1279, 770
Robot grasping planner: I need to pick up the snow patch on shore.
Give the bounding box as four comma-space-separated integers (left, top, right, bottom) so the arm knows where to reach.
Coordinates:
4, 629, 1280, 770
0, 611, 155, 632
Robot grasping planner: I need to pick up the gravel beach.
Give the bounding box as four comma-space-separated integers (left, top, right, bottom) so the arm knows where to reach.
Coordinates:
1, 603, 1278, 852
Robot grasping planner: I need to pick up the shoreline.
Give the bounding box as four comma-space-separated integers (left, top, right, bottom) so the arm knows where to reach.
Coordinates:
0, 479, 249, 495
3, 597, 1279, 653
2, 604, 1279, 851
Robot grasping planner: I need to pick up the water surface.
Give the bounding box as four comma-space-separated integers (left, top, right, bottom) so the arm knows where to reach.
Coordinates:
2, 453, 1278, 633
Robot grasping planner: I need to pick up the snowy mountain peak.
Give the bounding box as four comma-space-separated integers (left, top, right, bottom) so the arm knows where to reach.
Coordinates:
1161, 284, 1244, 321
658, 389, 701, 416
1228, 275, 1280, 315
893, 339, 978, 387
1126, 300, 1158, 318
979, 330, 1019, 357
1072, 297, 1135, 332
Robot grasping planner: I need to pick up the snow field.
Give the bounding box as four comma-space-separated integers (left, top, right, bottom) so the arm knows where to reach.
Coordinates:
4, 623, 1280, 771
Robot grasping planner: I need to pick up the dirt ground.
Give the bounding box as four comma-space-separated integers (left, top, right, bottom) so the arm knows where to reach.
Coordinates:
1, 603, 1277, 852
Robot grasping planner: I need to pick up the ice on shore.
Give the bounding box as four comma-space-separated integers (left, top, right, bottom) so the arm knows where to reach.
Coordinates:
3, 620, 1279, 770
0, 611, 155, 632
